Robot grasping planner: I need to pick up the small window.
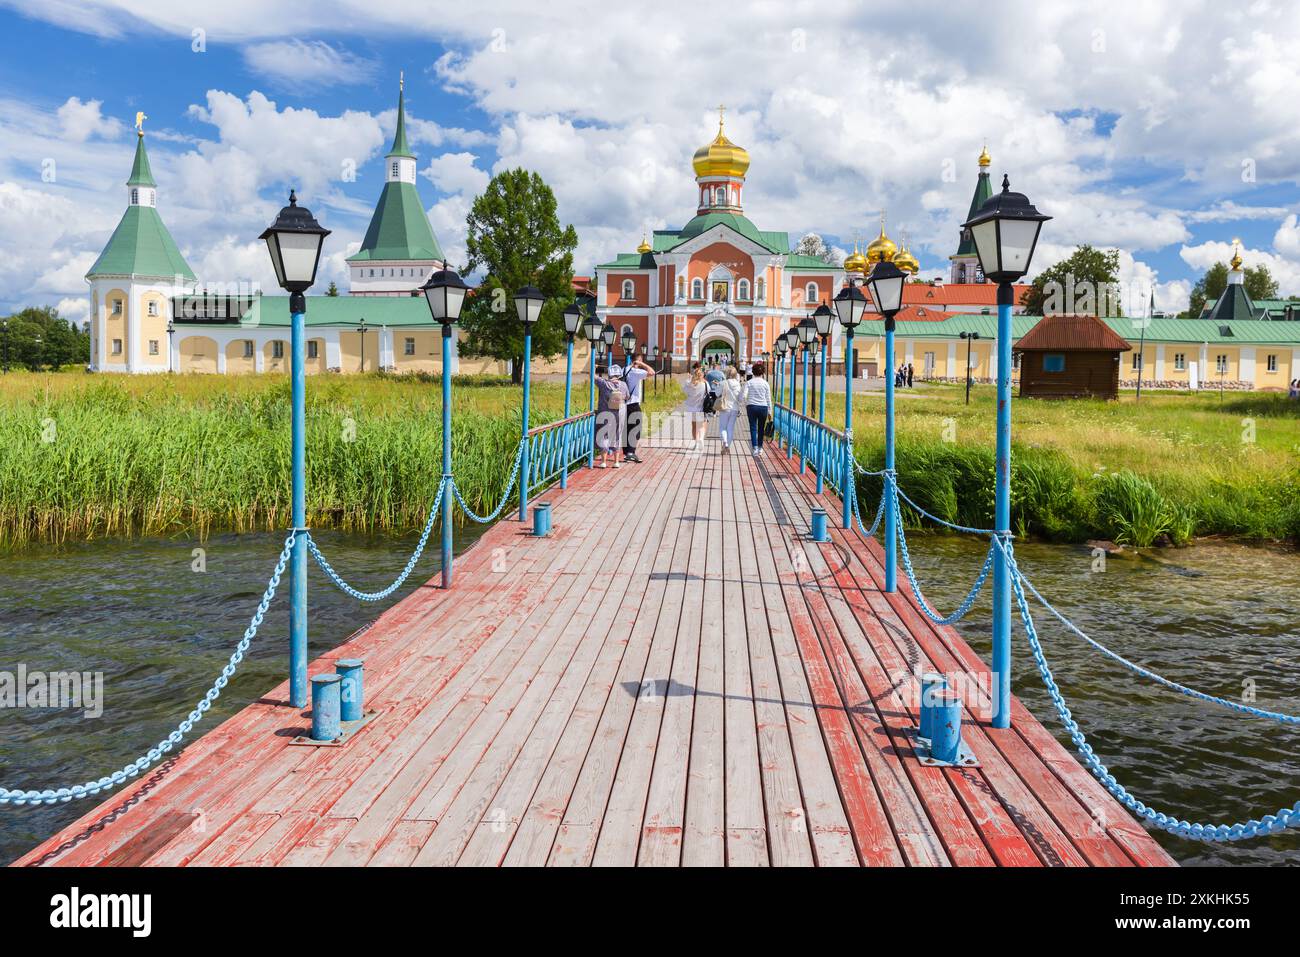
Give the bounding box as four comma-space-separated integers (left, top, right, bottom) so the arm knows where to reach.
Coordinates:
272, 341, 285, 360
691, 278, 704, 300
1131, 353, 1143, 370
131, 189, 138, 204
111, 338, 122, 355
147, 300, 159, 317
737, 279, 750, 300
111, 299, 123, 315
1267, 353, 1278, 372
1043, 353, 1066, 373
805, 282, 818, 306
755, 278, 765, 303
307, 341, 319, 360
243, 340, 254, 359
404, 337, 415, 356
1173, 352, 1186, 371
621, 279, 635, 301
1215, 354, 1228, 374
148, 339, 159, 355
391, 161, 400, 178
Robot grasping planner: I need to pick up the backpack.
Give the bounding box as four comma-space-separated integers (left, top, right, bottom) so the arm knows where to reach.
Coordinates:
702, 391, 717, 416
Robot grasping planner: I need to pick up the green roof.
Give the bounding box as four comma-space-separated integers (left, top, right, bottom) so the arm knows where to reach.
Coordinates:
1204, 281, 1260, 323
346, 181, 444, 262
126, 134, 156, 188
86, 205, 195, 280
1204, 296, 1300, 320
176, 294, 432, 328
597, 251, 656, 269
954, 170, 991, 257
663, 213, 788, 253
785, 253, 840, 271
388, 86, 414, 159
877, 313, 1300, 345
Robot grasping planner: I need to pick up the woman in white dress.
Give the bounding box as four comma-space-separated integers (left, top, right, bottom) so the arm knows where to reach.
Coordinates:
681, 363, 708, 450
717, 365, 744, 453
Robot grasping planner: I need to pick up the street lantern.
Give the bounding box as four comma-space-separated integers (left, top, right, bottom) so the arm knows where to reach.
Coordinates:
834, 284, 868, 330
562, 302, 583, 339
601, 322, 617, 349
582, 312, 603, 344
774, 337, 787, 356
259, 190, 330, 294
421, 269, 470, 325
621, 329, 637, 357
959, 330, 981, 406
808, 337, 821, 358
961, 174, 1051, 283
797, 316, 818, 346
866, 259, 907, 321
783, 327, 799, 351
813, 303, 834, 338
513, 285, 545, 325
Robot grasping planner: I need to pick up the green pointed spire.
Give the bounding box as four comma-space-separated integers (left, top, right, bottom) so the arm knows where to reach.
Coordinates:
126, 132, 156, 188
388, 76, 414, 159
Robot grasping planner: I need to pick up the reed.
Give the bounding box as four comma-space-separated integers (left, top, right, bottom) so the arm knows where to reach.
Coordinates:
0, 371, 592, 546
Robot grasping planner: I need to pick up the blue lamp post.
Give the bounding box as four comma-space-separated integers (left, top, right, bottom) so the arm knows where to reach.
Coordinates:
865, 258, 907, 594
581, 310, 603, 467
813, 304, 833, 426
259, 190, 330, 709
796, 316, 817, 473
834, 284, 868, 529
420, 268, 471, 588
783, 327, 799, 456
961, 174, 1050, 729
560, 302, 584, 489
773, 337, 787, 434
515, 285, 545, 523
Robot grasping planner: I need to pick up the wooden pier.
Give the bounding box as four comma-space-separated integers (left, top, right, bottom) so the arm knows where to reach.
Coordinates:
16, 421, 1174, 867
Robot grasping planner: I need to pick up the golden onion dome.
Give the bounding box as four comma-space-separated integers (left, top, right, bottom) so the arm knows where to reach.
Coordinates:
894, 245, 919, 275
1230, 238, 1243, 271
843, 241, 868, 274
637, 233, 651, 254
692, 107, 750, 179
866, 222, 897, 264
978, 143, 991, 168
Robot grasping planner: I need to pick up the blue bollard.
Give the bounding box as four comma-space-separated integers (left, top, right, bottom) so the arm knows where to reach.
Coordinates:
810, 507, 829, 543
919, 672, 948, 741
533, 501, 551, 537
929, 690, 963, 764
310, 674, 342, 742
335, 659, 364, 722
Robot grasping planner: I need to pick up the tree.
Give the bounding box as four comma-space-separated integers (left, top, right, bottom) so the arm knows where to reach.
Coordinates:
794, 232, 838, 265
1021, 245, 1123, 317
460, 168, 579, 384
2, 306, 88, 371
1182, 261, 1279, 318
325, 281, 339, 297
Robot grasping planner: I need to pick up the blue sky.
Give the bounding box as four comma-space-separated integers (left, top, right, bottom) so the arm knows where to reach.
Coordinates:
1, 0, 1298, 323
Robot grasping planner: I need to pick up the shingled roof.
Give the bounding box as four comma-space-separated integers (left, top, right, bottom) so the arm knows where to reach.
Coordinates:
1012, 313, 1131, 352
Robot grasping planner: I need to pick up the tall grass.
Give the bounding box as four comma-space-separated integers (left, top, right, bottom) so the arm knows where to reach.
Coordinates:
0, 372, 584, 546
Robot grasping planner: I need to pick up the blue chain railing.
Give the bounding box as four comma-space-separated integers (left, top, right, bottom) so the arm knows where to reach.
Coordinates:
452, 440, 524, 524
995, 535, 1300, 842
892, 481, 999, 626
307, 477, 448, 602
0, 530, 297, 808
525, 411, 595, 498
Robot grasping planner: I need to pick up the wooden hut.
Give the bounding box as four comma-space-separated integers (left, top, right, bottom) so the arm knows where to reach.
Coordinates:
1014, 314, 1131, 399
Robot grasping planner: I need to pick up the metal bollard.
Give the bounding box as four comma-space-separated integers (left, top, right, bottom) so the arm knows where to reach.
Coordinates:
310, 673, 342, 742
336, 659, 364, 722
810, 507, 829, 543
929, 690, 963, 764
918, 672, 948, 741
533, 501, 551, 537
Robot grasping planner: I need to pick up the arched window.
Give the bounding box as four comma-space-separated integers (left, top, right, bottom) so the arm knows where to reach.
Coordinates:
691, 278, 704, 300
621, 279, 635, 301
805, 282, 819, 306
391, 161, 400, 178
676, 277, 686, 301
130, 189, 138, 204
737, 279, 750, 300
755, 278, 765, 303
715, 186, 726, 206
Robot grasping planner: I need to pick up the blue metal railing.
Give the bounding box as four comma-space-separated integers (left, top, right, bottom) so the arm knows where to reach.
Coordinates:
525, 411, 595, 499
772, 402, 849, 498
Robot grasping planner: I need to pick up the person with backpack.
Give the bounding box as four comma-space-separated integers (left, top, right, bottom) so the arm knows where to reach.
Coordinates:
594, 364, 629, 468
621, 354, 653, 464
717, 364, 744, 454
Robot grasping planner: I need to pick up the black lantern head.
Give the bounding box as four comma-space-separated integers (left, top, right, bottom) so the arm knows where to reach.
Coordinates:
797, 315, 818, 345
420, 269, 471, 325
601, 322, 616, 347
834, 283, 868, 330
513, 285, 545, 325
813, 303, 834, 337
259, 190, 330, 294
866, 258, 907, 322
961, 174, 1051, 283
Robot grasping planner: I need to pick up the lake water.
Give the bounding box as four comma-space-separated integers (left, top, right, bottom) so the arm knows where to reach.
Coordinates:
1, 528, 1296, 866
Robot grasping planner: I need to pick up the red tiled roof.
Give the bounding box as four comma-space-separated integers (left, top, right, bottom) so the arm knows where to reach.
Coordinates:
1013, 313, 1132, 352
858, 305, 953, 324
897, 282, 1030, 307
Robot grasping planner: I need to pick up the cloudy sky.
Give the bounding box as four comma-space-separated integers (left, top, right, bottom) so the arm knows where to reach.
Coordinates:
2, 0, 1299, 324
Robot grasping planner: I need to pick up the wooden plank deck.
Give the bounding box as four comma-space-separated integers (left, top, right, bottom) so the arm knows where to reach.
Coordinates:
15, 414, 1175, 867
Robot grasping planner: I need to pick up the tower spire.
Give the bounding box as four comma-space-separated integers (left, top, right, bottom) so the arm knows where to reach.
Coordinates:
389, 74, 414, 160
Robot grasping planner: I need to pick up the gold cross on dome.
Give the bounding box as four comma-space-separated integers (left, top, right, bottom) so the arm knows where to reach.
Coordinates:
135, 111, 147, 134
717, 104, 726, 130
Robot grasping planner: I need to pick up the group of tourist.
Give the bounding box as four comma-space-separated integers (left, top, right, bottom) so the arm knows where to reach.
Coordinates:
592, 356, 653, 469
895, 362, 916, 388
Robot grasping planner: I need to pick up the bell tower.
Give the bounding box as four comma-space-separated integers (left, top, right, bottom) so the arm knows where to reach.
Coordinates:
692, 105, 750, 216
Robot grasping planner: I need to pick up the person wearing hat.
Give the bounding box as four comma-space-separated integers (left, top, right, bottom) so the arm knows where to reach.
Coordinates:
594, 364, 629, 468
621, 353, 654, 464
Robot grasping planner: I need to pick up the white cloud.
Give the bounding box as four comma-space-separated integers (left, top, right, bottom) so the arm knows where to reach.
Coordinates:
242, 40, 376, 92
421, 152, 489, 197
56, 97, 122, 142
